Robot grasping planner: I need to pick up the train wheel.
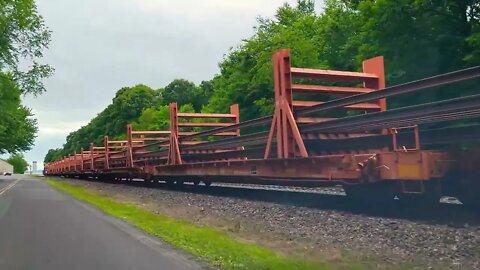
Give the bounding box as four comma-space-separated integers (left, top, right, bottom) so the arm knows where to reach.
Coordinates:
143, 178, 152, 186
456, 180, 480, 210
396, 180, 441, 206
343, 182, 395, 203
203, 181, 212, 187
175, 180, 184, 186
459, 196, 480, 210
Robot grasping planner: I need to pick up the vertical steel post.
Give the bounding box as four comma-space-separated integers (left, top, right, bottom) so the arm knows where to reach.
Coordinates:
80, 148, 84, 171
66, 156, 69, 172
264, 49, 308, 159
230, 104, 240, 136
126, 124, 133, 168
73, 151, 77, 172
230, 104, 241, 151
363, 56, 386, 133
140, 134, 145, 147
104, 136, 110, 170
168, 103, 182, 165
90, 143, 95, 170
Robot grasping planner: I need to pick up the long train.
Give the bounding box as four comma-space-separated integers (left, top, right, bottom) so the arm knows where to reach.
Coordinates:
45, 49, 480, 207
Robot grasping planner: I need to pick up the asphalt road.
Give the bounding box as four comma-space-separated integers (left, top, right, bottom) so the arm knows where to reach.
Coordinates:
0, 175, 204, 270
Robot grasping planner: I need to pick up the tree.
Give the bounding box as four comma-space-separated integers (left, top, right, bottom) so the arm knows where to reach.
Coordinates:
44, 148, 64, 164
111, 84, 161, 134
0, 0, 52, 154
7, 153, 29, 174
162, 79, 204, 110
354, 0, 470, 83
60, 84, 161, 155
0, 74, 37, 154
132, 103, 197, 132
0, 0, 54, 95
132, 106, 170, 131
195, 80, 214, 111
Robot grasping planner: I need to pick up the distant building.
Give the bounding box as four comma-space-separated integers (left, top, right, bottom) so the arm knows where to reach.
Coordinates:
0, 160, 13, 174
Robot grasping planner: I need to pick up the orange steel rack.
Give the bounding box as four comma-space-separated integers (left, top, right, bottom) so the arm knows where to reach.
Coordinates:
45, 49, 480, 205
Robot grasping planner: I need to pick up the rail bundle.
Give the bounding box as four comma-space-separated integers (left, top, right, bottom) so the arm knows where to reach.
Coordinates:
45, 49, 480, 207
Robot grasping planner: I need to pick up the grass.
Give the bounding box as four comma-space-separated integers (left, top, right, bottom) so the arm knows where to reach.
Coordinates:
46, 179, 344, 270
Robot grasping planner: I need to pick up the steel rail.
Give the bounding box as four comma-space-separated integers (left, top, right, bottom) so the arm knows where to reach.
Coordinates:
296, 66, 480, 116
135, 122, 480, 165
134, 132, 270, 156
100, 67, 480, 157
179, 132, 269, 151
179, 116, 272, 141
47, 66, 480, 169
170, 96, 480, 152
68, 68, 480, 166
133, 150, 169, 159
334, 110, 480, 133
174, 98, 480, 152
305, 124, 480, 151
177, 66, 480, 141
352, 110, 480, 132
182, 124, 480, 160
301, 93, 480, 133
317, 109, 480, 135
130, 138, 170, 150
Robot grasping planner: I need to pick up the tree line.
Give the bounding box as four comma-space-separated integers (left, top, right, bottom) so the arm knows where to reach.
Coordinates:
44, 0, 480, 163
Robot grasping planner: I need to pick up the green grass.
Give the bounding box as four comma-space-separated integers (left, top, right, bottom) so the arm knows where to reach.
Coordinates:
47, 179, 338, 270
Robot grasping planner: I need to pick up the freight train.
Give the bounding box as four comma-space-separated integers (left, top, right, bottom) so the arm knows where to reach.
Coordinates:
45, 49, 480, 208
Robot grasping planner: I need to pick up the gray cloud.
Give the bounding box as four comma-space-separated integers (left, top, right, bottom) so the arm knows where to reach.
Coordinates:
20, 0, 324, 168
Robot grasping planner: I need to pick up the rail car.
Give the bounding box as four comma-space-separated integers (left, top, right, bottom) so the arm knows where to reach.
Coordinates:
45, 49, 480, 207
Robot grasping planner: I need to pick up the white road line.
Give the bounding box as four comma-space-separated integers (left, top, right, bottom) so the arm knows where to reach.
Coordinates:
0, 179, 20, 196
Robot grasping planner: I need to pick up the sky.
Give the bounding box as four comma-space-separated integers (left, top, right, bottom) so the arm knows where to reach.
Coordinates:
19, 0, 324, 169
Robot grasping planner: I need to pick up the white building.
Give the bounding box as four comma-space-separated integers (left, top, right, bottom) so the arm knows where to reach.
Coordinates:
0, 160, 13, 174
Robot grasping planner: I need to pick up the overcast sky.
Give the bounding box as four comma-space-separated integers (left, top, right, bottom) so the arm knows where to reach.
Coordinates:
19, 0, 323, 169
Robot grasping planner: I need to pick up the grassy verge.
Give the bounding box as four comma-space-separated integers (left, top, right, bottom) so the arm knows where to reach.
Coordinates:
47, 179, 347, 270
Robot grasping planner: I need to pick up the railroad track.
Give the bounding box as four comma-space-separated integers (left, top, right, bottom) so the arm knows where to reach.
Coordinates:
52, 175, 480, 228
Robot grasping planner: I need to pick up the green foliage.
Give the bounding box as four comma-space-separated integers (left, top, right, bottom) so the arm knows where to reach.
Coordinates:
132, 106, 169, 131
112, 84, 162, 132
44, 148, 64, 164
0, 0, 54, 95
465, 31, 480, 64
355, 0, 475, 83
162, 79, 213, 111
0, 0, 51, 154
7, 153, 29, 174
48, 179, 331, 270
61, 84, 161, 154
132, 103, 197, 132
0, 73, 37, 154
